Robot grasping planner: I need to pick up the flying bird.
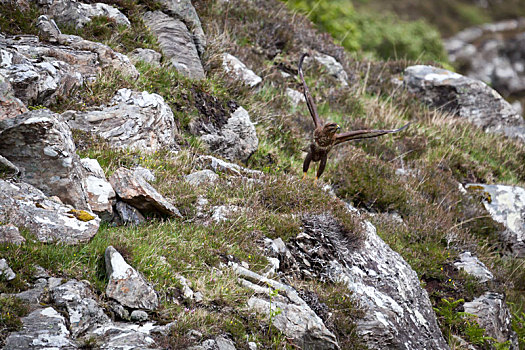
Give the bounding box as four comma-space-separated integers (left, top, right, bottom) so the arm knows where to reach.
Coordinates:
298, 53, 409, 181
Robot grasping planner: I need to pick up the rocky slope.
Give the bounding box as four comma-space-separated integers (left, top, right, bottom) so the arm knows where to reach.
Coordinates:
0, 0, 525, 349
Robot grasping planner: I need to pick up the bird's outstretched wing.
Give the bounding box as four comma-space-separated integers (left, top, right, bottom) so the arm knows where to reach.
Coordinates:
298, 53, 321, 129
334, 122, 410, 145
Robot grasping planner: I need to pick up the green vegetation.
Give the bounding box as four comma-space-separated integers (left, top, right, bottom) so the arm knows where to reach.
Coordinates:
283, 0, 448, 63
2, 0, 525, 348
0, 296, 29, 345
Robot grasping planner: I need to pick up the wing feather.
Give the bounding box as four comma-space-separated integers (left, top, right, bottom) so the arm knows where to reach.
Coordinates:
334, 123, 410, 145
298, 53, 321, 128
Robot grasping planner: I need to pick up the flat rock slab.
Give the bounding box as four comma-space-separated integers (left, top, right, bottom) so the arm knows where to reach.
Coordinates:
64, 88, 178, 152
109, 167, 182, 218
105, 246, 159, 310
3, 307, 78, 349
466, 184, 525, 257
143, 10, 205, 80
0, 109, 91, 210
200, 106, 259, 162
0, 179, 100, 245
404, 65, 525, 142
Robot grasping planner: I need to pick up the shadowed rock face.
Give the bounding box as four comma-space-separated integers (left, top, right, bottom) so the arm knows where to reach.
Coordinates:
404, 65, 525, 143
0, 109, 91, 210
143, 10, 205, 80
276, 213, 449, 350
109, 167, 182, 218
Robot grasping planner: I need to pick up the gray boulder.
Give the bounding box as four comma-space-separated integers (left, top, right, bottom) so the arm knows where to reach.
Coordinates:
105, 246, 159, 311
286, 87, 306, 107
51, 279, 111, 337
64, 88, 178, 152
445, 18, 525, 98
282, 213, 449, 350
404, 65, 525, 142
81, 158, 115, 220
196, 155, 263, 177
0, 223, 25, 245
232, 263, 339, 350
47, 0, 131, 28
311, 52, 349, 86
463, 292, 518, 347
0, 258, 16, 281
143, 10, 205, 80
0, 73, 28, 119
109, 167, 182, 218
0, 109, 91, 210
155, 0, 206, 56
3, 307, 78, 349
0, 179, 100, 245
454, 251, 493, 283
200, 106, 259, 162
222, 53, 262, 88
465, 184, 525, 257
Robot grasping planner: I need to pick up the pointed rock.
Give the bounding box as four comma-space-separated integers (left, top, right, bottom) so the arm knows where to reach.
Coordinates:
0, 258, 16, 281
222, 53, 262, 88
105, 246, 159, 310
109, 167, 182, 218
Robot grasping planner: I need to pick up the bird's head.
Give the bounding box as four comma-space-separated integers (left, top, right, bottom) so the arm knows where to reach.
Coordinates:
323, 122, 341, 136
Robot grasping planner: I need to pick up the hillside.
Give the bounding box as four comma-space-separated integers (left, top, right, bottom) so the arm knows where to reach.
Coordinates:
0, 0, 525, 349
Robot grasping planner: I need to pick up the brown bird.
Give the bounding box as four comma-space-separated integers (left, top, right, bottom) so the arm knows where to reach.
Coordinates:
298, 53, 409, 181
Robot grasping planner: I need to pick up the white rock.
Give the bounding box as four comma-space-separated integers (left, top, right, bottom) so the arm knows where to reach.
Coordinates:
223, 53, 262, 88
0, 258, 15, 281
454, 251, 493, 282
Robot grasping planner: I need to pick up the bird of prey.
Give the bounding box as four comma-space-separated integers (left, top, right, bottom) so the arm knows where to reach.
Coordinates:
298, 53, 409, 181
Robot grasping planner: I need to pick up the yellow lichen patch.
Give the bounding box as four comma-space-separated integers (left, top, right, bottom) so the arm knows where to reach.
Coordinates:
68, 209, 95, 222
465, 185, 492, 203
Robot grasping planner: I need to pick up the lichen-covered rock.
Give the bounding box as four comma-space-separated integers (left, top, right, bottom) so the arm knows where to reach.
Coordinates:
232, 263, 339, 349
0, 223, 25, 245
0, 258, 16, 281
129, 48, 162, 66
196, 155, 263, 177
3, 307, 78, 349
115, 201, 146, 226
47, 0, 131, 28
0, 72, 28, 119
185, 169, 219, 187
188, 335, 237, 350
404, 65, 525, 142
81, 158, 115, 220
51, 279, 110, 337
465, 184, 525, 257
0, 179, 100, 244
286, 87, 306, 107
454, 251, 493, 282
279, 213, 449, 350
105, 246, 159, 310
64, 88, 178, 152
109, 167, 182, 218
200, 106, 259, 162
143, 10, 205, 79
463, 292, 518, 347
222, 53, 262, 88
311, 52, 349, 86
37, 15, 139, 79
155, 0, 206, 56
0, 109, 91, 210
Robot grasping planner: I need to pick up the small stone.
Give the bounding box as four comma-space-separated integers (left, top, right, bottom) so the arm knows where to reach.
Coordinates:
0, 258, 16, 281
223, 53, 262, 88
130, 310, 149, 322
185, 170, 219, 187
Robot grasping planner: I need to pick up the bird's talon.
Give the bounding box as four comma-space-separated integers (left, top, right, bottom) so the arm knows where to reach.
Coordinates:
302, 172, 307, 181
